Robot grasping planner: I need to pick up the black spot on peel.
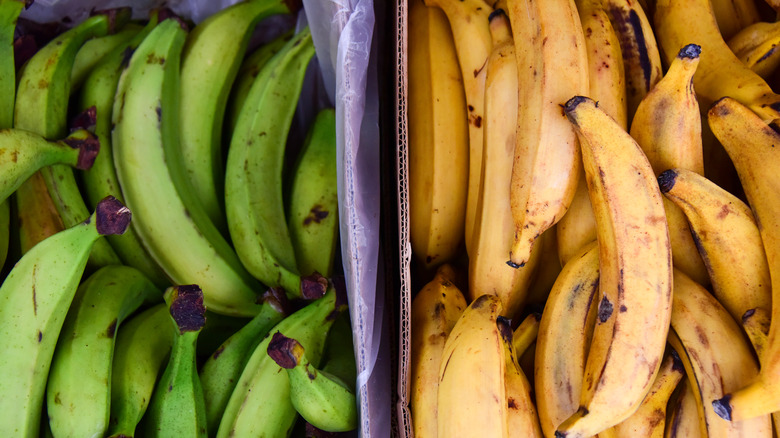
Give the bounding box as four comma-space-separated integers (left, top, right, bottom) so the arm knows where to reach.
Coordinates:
627, 10, 652, 91
120, 46, 134, 69
742, 308, 756, 324
598, 296, 613, 323
106, 319, 117, 338
619, 305, 627, 312
212, 344, 226, 360
303, 205, 329, 226
38, 331, 42, 342
757, 45, 778, 64
497, 316, 513, 345
155, 106, 162, 123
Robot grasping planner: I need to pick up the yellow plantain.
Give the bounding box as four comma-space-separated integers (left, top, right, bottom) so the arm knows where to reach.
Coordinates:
422, 0, 493, 253
556, 96, 672, 438
708, 97, 780, 421
727, 20, 780, 79
664, 376, 705, 438
438, 294, 508, 438
629, 43, 709, 286
505, 0, 589, 268
408, 0, 469, 270
410, 264, 468, 438
654, 0, 780, 123
498, 316, 543, 438
469, 8, 539, 319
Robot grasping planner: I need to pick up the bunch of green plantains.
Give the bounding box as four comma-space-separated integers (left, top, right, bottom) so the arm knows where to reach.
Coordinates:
0, 1, 354, 436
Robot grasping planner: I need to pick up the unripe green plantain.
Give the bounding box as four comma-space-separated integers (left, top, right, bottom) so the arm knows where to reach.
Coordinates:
112, 16, 264, 317
268, 332, 358, 432
77, 12, 169, 287
178, 0, 294, 231
199, 288, 289, 435
139, 285, 208, 437
106, 304, 173, 438
217, 286, 346, 437
225, 27, 325, 299
287, 108, 339, 277
46, 265, 161, 438
0, 196, 132, 436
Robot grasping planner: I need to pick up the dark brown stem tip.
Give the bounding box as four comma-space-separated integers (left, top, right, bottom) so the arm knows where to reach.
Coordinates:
95, 195, 131, 236
301, 272, 329, 300
677, 44, 701, 60
169, 284, 206, 333
506, 260, 524, 269
91, 7, 132, 34
554, 432, 566, 438
23, 0, 33, 9
657, 169, 678, 194
488, 8, 506, 22
668, 347, 685, 373
267, 331, 301, 369
64, 130, 100, 170
563, 95, 592, 120
70, 106, 97, 133
496, 316, 513, 345
261, 287, 292, 316
712, 395, 733, 421
709, 97, 731, 118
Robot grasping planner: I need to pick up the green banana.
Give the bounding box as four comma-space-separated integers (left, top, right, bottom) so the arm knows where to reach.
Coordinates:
140, 285, 208, 437
14, 8, 129, 268
216, 286, 346, 437
106, 303, 173, 438
70, 22, 142, 93
179, 0, 293, 231
0, 0, 25, 271
112, 17, 264, 317
320, 312, 357, 390
225, 28, 294, 135
268, 332, 358, 432
225, 27, 323, 298
0, 128, 98, 206
199, 288, 289, 436
0, 0, 24, 129
77, 12, 170, 288
287, 107, 339, 277
46, 265, 161, 438
0, 195, 132, 437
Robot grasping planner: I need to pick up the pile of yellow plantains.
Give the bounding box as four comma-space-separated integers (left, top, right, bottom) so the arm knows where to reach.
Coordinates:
408, 0, 780, 436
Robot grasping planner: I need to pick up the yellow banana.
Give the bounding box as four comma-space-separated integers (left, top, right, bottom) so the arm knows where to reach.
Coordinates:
423, 0, 492, 253
524, 228, 562, 308
664, 375, 705, 438
602, 0, 663, 123
469, 8, 539, 319
709, 0, 761, 41
558, 0, 627, 266
438, 294, 507, 438
612, 349, 685, 438
498, 316, 543, 438
728, 20, 780, 80
408, 0, 469, 269
654, 0, 780, 123
534, 242, 600, 437
629, 43, 709, 287
556, 96, 672, 438
667, 269, 772, 437
707, 97, 780, 421
505, 0, 589, 268
659, 167, 771, 341
743, 307, 771, 360
410, 264, 468, 438
512, 312, 541, 358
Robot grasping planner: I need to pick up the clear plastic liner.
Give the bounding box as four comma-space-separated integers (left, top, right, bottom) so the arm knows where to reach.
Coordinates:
21, 0, 385, 436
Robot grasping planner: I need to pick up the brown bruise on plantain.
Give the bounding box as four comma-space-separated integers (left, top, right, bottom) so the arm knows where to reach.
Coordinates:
303, 205, 329, 226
